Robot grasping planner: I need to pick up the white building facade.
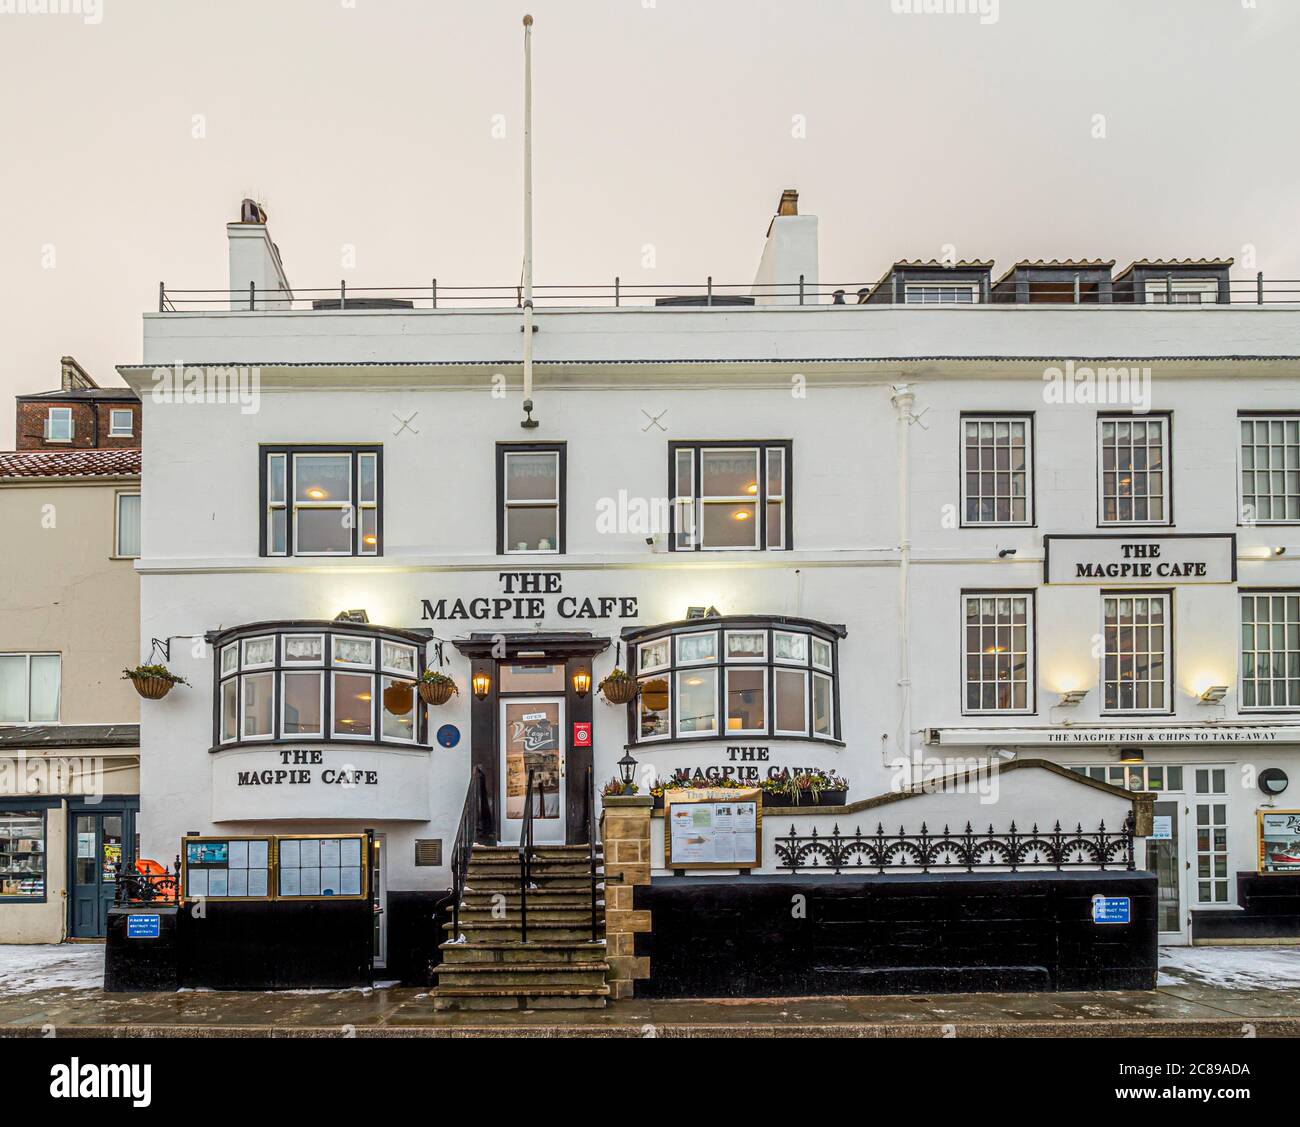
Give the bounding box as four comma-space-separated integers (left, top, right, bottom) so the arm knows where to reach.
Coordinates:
121, 204, 1300, 967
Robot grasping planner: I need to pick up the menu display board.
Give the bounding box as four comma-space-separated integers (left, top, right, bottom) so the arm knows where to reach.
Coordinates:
1259, 812, 1300, 874
664, 788, 762, 870
181, 835, 368, 900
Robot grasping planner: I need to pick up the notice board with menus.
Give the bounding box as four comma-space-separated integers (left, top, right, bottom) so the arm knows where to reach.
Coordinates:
1259, 812, 1300, 874
181, 834, 370, 901
664, 788, 762, 870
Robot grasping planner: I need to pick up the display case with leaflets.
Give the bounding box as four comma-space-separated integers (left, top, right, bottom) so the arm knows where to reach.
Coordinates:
181, 833, 371, 901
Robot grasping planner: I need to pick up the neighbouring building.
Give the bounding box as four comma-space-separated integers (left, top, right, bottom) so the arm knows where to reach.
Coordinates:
0, 359, 141, 943
108, 192, 1300, 999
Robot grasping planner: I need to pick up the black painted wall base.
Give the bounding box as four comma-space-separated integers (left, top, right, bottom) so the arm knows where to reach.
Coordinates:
105, 908, 181, 992
634, 871, 1157, 998
1192, 873, 1300, 942
384, 890, 452, 986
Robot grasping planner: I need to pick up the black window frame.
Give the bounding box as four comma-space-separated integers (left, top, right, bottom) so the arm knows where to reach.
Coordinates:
958, 413, 1036, 528
210, 622, 429, 753
623, 616, 843, 747
496, 442, 567, 557
1096, 411, 1173, 529
668, 440, 794, 553
259, 444, 384, 559
1239, 587, 1300, 714
959, 588, 1038, 717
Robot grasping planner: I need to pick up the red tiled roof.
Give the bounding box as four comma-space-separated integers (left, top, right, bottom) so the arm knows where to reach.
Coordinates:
0, 448, 141, 479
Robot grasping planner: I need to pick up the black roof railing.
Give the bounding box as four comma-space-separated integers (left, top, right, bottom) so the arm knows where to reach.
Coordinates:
154, 275, 1300, 312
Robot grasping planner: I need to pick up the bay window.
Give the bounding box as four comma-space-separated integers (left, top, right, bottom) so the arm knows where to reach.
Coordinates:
261, 446, 382, 557
213, 624, 424, 749
626, 617, 842, 745
670, 441, 792, 552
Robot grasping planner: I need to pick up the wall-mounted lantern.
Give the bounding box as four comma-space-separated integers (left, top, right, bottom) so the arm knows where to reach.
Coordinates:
572, 669, 592, 698
471, 671, 492, 701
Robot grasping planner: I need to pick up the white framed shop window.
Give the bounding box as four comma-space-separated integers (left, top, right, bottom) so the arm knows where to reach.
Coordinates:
962, 593, 1034, 715
1194, 768, 1231, 906
961, 415, 1033, 526
1239, 416, 1300, 524
1098, 415, 1171, 526
1101, 592, 1171, 714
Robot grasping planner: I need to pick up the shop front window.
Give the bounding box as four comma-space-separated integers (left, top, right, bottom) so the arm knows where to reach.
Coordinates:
627, 617, 842, 745
0, 810, 46, 900
214, 624, 424, 750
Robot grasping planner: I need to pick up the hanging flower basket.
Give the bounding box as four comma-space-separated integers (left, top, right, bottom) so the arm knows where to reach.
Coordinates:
417, 671, 458, 707
122, 665, 189, 701
599, 669, 639, 706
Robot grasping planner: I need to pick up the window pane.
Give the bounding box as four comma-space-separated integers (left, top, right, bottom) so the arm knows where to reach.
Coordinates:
498, 663, 566, 693
766, 448, 785, 498
505, 453, 558, 502
506, 506, 559, 552
242, 637, 275, 667
727, 632, 766, 660
638, 677, 670, 739
110, 409, 133, 436
282, 672, 322, 736
221, 678, 238, 741
269, 508, 287, 555
47, 408, 72, 441
334, 672, 373, 736
766, 501, 785, 549
0, 656, 24, 722
701, 449, 759, 498
295, 455, 351, 504
0, 812, 46, 898
28, 655, 60, 723
726, 669, 765, 732
774, 632, 808, 663
267, 454, 286, 504
283, 635, 323, 663
360, 508, 378, 554
221, 644, 238, 676
333, 637, 374, 667
116, 494, 141, 558
358, 454, 377, 504
812, 638, 833, 671
242, 672, 274, 738
775, 669, 807, 733
296, 508, 352, 554
812, 673, 833, 736
382, 642, 417, 675
381, 677, 417, 740
674, 449, 694, 498
675, 669, 717, 735
701, 503, 758, 548
676, 632, 717, 665
639, 640, 669, 673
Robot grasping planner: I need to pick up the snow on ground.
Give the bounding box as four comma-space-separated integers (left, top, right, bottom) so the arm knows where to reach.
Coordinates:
1158, 945, 1300, 990
0, 944, 104, 995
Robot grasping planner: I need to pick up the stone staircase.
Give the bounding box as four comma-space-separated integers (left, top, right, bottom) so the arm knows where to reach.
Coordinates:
432, 844, 609, 1011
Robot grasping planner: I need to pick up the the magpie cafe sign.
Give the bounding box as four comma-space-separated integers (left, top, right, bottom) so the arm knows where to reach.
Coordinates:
1044, 535, 1236, 586
236, 749, 379, 788
421, 572, 639, 623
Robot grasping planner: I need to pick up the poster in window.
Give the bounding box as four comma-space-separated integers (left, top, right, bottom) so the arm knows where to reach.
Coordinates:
1260, 812, 1300, 873
505, 703, 561, 820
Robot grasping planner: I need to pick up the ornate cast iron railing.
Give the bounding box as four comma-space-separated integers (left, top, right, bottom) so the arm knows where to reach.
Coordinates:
775, 818, 1135, 875
113, 858, 182, 906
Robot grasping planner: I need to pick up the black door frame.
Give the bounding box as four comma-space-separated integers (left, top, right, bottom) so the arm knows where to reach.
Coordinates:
453, 633, 609, 845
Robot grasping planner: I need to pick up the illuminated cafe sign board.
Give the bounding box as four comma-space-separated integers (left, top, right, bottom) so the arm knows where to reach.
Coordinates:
1043, 535, 1236, 586
422, 573, 639, 623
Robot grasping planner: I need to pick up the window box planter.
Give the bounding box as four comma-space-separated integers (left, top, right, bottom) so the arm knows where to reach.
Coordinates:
417, 674, 458, 707
769, 789, 848, 808
122, 665, 189, 701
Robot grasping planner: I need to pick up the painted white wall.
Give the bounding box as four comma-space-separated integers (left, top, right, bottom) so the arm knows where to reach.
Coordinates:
751, 215, 819, 306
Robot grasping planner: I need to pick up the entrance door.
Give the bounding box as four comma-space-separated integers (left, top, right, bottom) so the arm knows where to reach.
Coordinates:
500, 697, 566, 845
70, 810, 132, 938
1149, 799, 1189, 945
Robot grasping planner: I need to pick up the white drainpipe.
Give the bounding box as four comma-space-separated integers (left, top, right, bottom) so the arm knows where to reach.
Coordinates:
892, 384, 916, 785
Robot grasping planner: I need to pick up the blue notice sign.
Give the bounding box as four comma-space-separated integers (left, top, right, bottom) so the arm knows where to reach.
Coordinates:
436, 724, 461, 749
1091, 896, 1131, 925
127, 914, 161, 939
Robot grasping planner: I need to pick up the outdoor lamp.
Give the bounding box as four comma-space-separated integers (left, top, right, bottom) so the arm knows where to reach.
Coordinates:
618, 751, 638, 790
1118, 748, 1144, 765
471, 671, 491, 701
572, 668, 592, 698
1200, 685, 1230, 704
1260, 768, 1290, 798
1058, 689, 1089, 708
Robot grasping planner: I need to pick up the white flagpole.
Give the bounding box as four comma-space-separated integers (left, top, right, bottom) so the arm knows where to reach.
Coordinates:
521, 14, 538, 429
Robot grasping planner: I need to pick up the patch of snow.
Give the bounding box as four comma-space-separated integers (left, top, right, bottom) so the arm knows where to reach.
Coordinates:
1160, 945, 1300, 990
0, 944, 104, 995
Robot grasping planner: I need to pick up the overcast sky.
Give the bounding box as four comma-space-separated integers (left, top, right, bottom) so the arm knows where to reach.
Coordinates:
1, 0, 1297, 446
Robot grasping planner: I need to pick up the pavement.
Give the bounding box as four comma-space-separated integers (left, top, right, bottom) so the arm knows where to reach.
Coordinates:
1, 944, 1299, 1037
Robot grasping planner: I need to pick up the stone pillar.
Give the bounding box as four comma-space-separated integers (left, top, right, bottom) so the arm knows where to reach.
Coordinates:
600, 795, 652, 1000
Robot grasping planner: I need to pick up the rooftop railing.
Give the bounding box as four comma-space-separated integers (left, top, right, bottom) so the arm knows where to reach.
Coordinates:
156, 275, 1300, 312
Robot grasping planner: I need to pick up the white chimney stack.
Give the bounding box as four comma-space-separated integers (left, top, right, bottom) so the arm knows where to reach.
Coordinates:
227, 199, 293, 310
751, 189, 819, 305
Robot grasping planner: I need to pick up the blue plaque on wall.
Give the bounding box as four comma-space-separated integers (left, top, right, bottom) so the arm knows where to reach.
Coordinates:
437, 724, 461, 749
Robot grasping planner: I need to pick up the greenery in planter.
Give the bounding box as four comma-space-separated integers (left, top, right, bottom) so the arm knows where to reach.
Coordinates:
761, 770, 849, 805
417, 669, 458, 705
121, 664, 189, 686
601, 777, 639, 798
598, 668, 638, 704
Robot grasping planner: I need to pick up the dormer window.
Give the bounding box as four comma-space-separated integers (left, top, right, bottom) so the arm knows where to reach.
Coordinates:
1145, 279, 1219, 304
905, 282, 978, 305
44, 408, 72, 443
109, 409, 134, 437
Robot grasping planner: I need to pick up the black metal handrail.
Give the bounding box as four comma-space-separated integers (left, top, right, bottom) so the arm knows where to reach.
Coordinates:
775, 818, 1136, 875
586, 765, 599, 943
440, 766, 490, 941
156, 275, 1300, 312
518, 769, 537, 943
112, 856, 182, 906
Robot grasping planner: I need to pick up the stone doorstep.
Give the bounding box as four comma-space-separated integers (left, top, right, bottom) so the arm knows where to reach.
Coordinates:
451, 907, 602, 924
436, 963, 610, 988
438, 941, 607, 964
465, 879, 604, 893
